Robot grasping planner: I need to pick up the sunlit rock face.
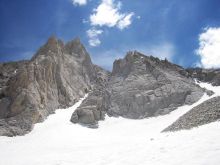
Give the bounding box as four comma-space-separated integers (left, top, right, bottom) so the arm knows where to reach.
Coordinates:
101, 51, 205, 119
0, 36, 100, 136
0, 37, 209, 136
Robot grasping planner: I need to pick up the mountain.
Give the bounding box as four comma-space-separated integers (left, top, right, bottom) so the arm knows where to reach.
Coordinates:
0, 81, 219, 165
71, 51, 211, 127
0, 36, 107, 136
0, 37, 219, 136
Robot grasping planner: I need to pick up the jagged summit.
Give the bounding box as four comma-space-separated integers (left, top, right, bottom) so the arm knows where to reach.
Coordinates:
114, 51, 174, 67
71, 50, 207, 127
112, 51, 188, 77
0, 36, 106, 136
100, 51, 205, 119
0, 36, 217, 135
32, 36, 87, 61
64, 38, 88, 57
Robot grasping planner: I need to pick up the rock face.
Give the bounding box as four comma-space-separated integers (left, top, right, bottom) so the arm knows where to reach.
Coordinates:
163, 96, 220, 132
0, 61, 27, 118
0, 36, 100, 136
70, 65, 110, 127
186, 68, 220, 86
0, 37, 210, 135
101, 51, 205, 119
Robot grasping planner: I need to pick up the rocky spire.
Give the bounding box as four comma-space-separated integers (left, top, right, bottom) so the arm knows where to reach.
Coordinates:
0, 36, 102, 136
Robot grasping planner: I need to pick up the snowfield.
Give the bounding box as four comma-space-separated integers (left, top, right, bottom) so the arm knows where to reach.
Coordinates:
0, 82, 220, 165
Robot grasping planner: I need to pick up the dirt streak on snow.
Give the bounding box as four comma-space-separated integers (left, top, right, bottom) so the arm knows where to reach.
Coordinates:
0, 83, 220, 165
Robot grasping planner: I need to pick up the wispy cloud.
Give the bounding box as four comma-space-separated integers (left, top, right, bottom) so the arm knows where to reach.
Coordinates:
72, 0, 87, 6
87, 28, 103, 47
117, 13, 134, 30
196, 27, 220, 68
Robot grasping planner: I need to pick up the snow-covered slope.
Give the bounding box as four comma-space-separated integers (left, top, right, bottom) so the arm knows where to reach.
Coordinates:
0, 83, 220, 165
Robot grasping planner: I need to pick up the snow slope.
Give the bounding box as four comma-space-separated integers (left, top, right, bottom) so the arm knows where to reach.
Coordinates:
0, 82, 220, 165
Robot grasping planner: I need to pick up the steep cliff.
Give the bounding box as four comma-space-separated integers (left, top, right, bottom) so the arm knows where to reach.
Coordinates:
0, 36, 101, 136
70, 65, 110, 127
71, 51, 207, 127
101, 51, 205, 119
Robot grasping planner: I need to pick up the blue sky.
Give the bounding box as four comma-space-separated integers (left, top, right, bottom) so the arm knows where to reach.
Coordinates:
0, 0, 220, 70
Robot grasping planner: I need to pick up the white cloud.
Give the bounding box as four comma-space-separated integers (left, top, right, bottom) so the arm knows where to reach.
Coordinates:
90, 0, 134, 30
137, 16, 141, 19
117, 13, 134, 30
196, 27, 220, 68
87, 28, 103, 47
72, 0, 87, 6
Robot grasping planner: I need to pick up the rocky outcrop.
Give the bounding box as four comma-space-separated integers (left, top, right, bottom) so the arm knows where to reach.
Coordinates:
163, 96, 220, 132
0, 36, 100, 136
100, 51, 205, 119
186, 68, 220, 86
1, 37, 212, 135
70, 65, 110, 127
0, 61, 27, 119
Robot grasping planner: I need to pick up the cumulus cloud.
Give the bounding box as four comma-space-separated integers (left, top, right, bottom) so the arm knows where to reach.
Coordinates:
72, 0, 87, 6
90, 0, 134, 30
87, 28, 103, 47
196, 27, 220, 68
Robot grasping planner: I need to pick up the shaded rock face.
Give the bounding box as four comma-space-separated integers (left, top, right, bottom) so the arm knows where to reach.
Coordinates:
163, 96, 220, 132
70, 65, 110, 127
0, 61, 28, 118
0, 37, 98, 136
101, 52, 205, 119
186, 68, 220, 86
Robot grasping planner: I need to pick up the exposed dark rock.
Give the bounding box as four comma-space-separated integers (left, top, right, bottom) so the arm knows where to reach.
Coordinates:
163, 96, 220, 132
0, 36, 102, 136
101, 51, 205, 119
186, 68, 220, 86
0, 61, 28, 119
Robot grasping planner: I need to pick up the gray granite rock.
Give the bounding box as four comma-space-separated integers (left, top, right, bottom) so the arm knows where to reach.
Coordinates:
71, 65, 110, 127
0, 36, 101, 136
0, 61, 27, 119
101, 51, 205, 119
163, 96, 220, 132
1, 38, 211, 135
